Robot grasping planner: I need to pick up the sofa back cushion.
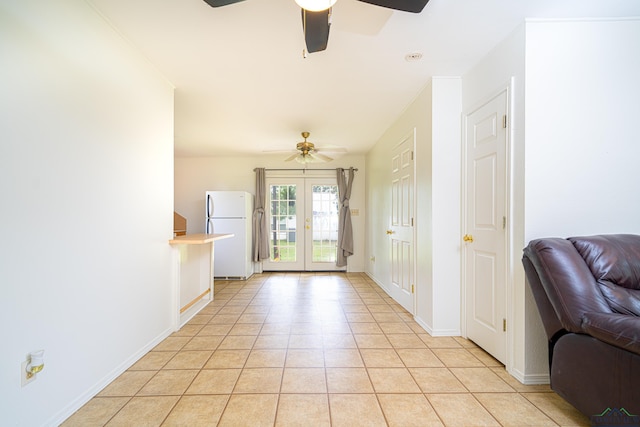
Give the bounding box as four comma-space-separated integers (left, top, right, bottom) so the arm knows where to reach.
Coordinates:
570, 234, 640, 316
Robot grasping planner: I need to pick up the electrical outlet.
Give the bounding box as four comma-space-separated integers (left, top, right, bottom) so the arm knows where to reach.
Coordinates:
21, 360, 36, 387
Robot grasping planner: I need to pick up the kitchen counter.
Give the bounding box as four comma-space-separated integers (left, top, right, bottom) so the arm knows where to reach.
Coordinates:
169, 233, 234, 330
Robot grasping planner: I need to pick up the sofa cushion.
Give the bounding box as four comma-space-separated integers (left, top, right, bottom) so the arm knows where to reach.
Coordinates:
569, 234, 640, 290
581, 312, 640, 356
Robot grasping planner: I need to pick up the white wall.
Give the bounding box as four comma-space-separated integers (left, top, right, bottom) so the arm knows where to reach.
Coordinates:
174, 154, 367, 272
0, 1, 175, 425
523, 17, 640, 374
365, 78, 462, 335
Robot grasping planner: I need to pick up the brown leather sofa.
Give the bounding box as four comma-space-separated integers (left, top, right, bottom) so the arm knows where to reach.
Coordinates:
522, 234, 640, 417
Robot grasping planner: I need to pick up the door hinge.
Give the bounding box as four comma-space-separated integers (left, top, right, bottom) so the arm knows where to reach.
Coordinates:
411, 218, 414, 227
503, 318, 507, 332
411, 151, 414, 160
502, 216, 506, 230
502, 115, 507, 129
411, 284, 415, 294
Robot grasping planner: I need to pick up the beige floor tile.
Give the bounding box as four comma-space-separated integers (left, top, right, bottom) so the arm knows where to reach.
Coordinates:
288, 334, 323, 348
378, 394, 444, 427
259, 323, 291, 335
233, 368, 283, 393
378, 322, 414, 334
61, 397, 129, 427
431, 348, 484, 367
185, 369, 241, 394
522, 392, 591, 426
322, 322, 352, 334
105, 396, 179, 427
152, 337, 190, 352
182, 335, 224, 351
98, 371, 156, 397
341, 303, 369, 313
197, 324, 233, 336
245, 349, 287, 367
346, 312, 376, 322
217, 305, 245, 315
209, 314, 241, 324
450, 367, 515, 392
371, 312, 404, 322
329, 394, 387, 427
217, 335, 256, 350
324, 348, 364, 367
128, 351, 175, 371
286, 349, 325, 367
349, 322, 383, 334
171, 323, 205, 337
290, 322, 323, 334
218, 394, 278, 427
396, 348, 444, 367
276, 394, 330, 427
475, 393, 557, 426
367, 304, 396, 313
137, 370, 199, 396
427, 394, 499, 426
237, 313, 268, 323
354, 334, 392, 348
410, 368, 467, 393
228, 323, 263, 335
368, 367, 421, 393
253, 334, 290, 349
386, 333, 427, 348
162, 395, 228, 427
281, 368, 327, 393
326, 367, 374, 393
468, 347, 504, 366
419, 335, 463, 348
203, 349, 249, 369
360, 349, 404, 367
163, 350, 212, 370
322, 334, 357, 348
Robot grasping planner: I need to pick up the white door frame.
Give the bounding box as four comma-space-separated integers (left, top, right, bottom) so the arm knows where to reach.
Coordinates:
460, 80, 514, 371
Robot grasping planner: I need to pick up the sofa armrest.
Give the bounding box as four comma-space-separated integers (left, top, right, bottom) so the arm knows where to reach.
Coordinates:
581, 312, 640, 356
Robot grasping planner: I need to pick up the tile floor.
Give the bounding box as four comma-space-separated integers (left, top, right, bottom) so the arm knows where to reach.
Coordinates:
62, 272, 590, 426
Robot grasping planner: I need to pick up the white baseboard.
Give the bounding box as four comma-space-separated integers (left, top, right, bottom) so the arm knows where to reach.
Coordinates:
46, 326, 174, 427
508, 367, 550, 385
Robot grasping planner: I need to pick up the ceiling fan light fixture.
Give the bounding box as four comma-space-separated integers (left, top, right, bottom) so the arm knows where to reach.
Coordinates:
295, 153, 314, 164
295, 0, 337, 12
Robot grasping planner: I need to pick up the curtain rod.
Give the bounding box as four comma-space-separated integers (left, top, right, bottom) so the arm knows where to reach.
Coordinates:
253, 168, 358, 172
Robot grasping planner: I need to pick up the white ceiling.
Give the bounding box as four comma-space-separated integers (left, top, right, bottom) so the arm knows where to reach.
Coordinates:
89, 0, 640, 157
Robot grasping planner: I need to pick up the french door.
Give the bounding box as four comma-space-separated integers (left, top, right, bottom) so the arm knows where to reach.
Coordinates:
263, 177, 345, 271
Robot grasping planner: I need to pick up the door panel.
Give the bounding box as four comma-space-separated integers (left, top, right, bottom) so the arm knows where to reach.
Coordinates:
389, 132, 415, 313
464, 90, 507, 364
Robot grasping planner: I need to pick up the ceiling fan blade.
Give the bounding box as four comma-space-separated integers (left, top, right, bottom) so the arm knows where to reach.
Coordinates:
202, 0, 246, 7
284, 153, 299, 162
311, 152, 333, 162
301, 9, 331, 53
356, 0, 429, 13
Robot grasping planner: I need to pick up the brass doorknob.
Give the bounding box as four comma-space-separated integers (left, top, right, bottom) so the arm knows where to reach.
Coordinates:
463, 234, 474, 243
386, 230, 394, 235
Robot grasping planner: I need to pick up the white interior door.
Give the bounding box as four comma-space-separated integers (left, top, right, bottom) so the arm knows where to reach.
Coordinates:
389, 133, 415, 313
263, 177, 343, 271
463, 90, 508, 364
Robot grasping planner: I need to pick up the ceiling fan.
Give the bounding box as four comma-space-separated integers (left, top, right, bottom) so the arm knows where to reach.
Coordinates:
202, 0, 430, 53
282, 132, 345, 164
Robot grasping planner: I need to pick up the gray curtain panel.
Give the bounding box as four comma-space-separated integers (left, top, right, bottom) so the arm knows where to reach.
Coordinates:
336, 167, 354, 267
252, 168, 270, 262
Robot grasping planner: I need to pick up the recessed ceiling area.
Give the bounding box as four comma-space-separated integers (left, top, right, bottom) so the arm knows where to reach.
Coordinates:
89, 0, 640, 157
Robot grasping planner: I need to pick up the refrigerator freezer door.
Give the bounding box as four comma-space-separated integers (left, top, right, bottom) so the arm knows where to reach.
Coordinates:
207, 191, 249, 218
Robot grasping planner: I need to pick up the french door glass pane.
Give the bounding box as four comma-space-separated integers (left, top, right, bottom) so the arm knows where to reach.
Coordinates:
312, 185, 339, 263
269, 184, 297, 262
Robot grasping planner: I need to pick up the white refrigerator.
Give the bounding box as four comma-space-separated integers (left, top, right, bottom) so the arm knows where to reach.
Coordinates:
205, 191, 254, 280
